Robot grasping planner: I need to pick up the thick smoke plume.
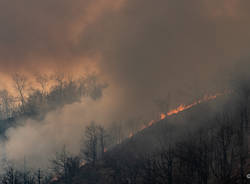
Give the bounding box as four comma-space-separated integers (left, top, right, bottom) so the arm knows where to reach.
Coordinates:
1, 88, 120, 169
0, 0, 249, 112
0, 0, 250, 168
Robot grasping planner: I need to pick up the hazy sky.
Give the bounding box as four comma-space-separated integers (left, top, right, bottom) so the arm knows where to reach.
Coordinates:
0, 0, 250, 114
1, 0, 250, 169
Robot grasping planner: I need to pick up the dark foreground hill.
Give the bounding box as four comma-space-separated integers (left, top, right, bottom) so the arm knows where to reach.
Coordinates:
51, 93, 250, 184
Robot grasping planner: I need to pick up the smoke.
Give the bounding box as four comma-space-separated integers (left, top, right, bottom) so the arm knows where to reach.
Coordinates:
77, 0, 250, 112
1, 86, 121, 169
0, 0, 250, 168
0, 0, 250, 109
0, 0, 125, 73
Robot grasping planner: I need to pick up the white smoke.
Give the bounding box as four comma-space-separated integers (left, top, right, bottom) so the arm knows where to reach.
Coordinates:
0, 87, 120, 169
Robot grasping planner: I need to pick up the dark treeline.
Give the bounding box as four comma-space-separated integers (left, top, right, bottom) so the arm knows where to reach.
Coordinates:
0, 72, 107, 136
45, 81, 249, 184
0, 165, 52, 184
0, 78, 250, 184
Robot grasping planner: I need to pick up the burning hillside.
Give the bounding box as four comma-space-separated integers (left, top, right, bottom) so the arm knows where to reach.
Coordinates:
0, 0, 249, 183
128, 92, 226, 138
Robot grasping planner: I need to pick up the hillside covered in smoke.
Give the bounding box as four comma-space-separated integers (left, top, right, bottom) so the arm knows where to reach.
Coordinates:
0, 0, 249, 183
0, 73, 107, 135
1, 77, 249, 184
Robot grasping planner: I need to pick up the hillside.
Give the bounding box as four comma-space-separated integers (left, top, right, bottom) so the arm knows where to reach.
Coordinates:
50, 92, 250, 184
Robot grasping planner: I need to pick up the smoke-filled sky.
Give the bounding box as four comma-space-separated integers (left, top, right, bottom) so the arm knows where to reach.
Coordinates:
1, 0, 250, 111
1, 0, 250, 106
1, 0, 250, 168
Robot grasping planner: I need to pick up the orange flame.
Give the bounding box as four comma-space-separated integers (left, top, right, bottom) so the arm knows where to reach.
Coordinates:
148, 120, 156, 126
161, 93, 224, 119
129, 92, 225, 136
160, 113, 166, 120
102, 92, 228, 155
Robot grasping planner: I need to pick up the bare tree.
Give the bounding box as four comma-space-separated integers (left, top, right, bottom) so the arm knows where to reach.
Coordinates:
142, 145, 175, 184
210, 115, 236, 184
81, 122, 98, 166
98, 125, 109, 159
12, 73, 28, 112
0, 165, 19, 184
81, 74, 108, 100
35, 74, 49, 96
0, 90, 15, 119
51, 145, 81, 184
52, 73, 65, 89
108, 121, 125, 145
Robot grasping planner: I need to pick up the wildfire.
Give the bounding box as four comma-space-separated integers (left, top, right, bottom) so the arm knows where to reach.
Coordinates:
129, 133, 133, 138
162, 92, 224, 119
160, 113, 166, 120
148, 120, 156, 126
128, 92, 225, 138
140, 124, 147, 131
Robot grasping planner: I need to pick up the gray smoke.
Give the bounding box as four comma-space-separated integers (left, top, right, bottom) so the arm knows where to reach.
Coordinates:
0, 0, 250, 168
